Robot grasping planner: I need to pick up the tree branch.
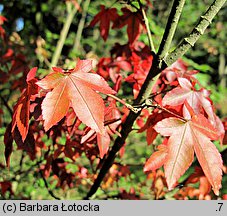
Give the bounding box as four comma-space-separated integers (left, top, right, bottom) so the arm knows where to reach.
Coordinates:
84, 0, 226, 199
0, 94, 13, 115
73, 0, 90, 51
141, 8, 155, 52
164, 0, 227, 66
50, 1, 81, 68
157, 0, 186, 60
39, 170, 61, 200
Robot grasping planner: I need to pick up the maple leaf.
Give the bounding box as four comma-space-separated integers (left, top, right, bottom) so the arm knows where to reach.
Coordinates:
162, 59, 198, 84
0, 49, 14, 70
185, 166, 212, 199
36, 59, 116, 133
113, 8, 144, 44
90, 5, 119, 41
81, 128, 110, 159
144, 144, 168, 172
162, 77, 225, 142
154, 114, 223, 195
81, 100, 121, 158
125, 48, 153, 97
0, 181, 13, 197
97, 132, 111, 158
9, 54, 30, 77
223, 118, 227, 144
163, 78, 215, 122
12, 67, 38, 141
13, 126, 36, 160
0, 15, 7, 25
139, 110, 171, 145
0, 15, 7, 39
4, 123, 13, 167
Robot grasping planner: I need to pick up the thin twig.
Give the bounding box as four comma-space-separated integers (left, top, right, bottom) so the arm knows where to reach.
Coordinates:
39, 170, 61, 200
73, 0, 90, 51
19, 151, 25, 172
134, 98, 186, 121
141, 8, 155, 52
114, 162, 144, 167
157, 0, 186, 60
50, 0, 82, 68
89, 160, 95, 174
0, 94, 13, 115
107, 94, 141, 113
154, 103, 186, 121
69, 117, 78, 138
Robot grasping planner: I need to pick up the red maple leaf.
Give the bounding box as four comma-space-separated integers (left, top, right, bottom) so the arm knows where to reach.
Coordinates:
113, 8, 144, 44
90, 5, 119, 41
0, 15, 7, 39
0, 15, 7, 25
162, 77, 225, 141
13, 126, 36, 160
9, 54, 30, 77
12, 67, 38, 141
186, 167, 211, 198
0, 26, 5, 39
174, 166, 213, 200
144, 144, 168, 172
4, 123, 13, 167
139, 111, 171, 145
163, 78, 215, 122
97, 101, 121, 158
36, 59, 116, 133
153, 114, 223, 195
81, 100, 121, 158
0, 181, 13, 196
222, 118, 227, 145
162, 59, 198, 84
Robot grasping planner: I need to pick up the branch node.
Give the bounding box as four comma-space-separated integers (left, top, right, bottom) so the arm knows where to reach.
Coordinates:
126, 104, 141, 113
201, 15, 212, 24
184, 37, 194, 47
195, 27, 204, 35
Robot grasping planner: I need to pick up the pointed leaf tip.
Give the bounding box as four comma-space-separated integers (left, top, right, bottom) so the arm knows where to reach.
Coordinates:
144, 145, 168, 172
38, 60, 111, 133
26, 67, 38, 82
154, 114, 222, 194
